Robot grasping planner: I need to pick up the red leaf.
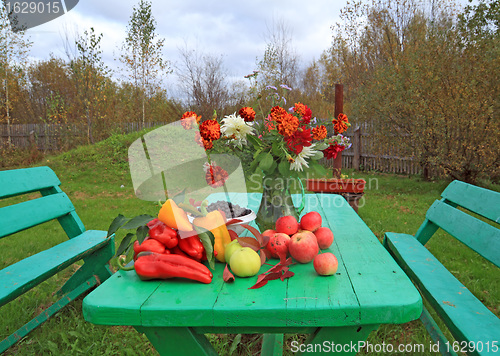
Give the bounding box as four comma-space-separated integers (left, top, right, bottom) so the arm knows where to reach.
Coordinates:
265, 271, 283, 281
228, 229, 239, 241
261, 234, 270, 247
263, 248, 273, 260
280, 269, 295, 281
240, 224, 266, 247
278, 251, 287, 264
266, 262, 284, 275
236, 237, 261, 251
223, 264, 235, 283
249, 273, 269, 289
225, 219, 243, 226
259, 249, 267, 266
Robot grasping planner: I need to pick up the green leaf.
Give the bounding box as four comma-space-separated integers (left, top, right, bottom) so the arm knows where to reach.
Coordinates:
278, 160, 290, 176
121, 214, 154, 230
272, 142, 282, 156
259, 152, 273, 171
136, 225, 149, 244
229, 334, 242, 355
107, 214, 128, 237
172, 189, 186, 205
248, 159, 260, 173
253, 148, 263, 159
247, 134, 262, 150
265, 160, 277, 174
313, 162, 328, 177
312, 151, 324, 160
315, 142, 329, 151
114, 232, 135, 257
194, 226, 215, 270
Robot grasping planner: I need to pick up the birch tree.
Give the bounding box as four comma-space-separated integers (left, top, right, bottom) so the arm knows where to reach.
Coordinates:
72, 27, 109, 144
120, 0, 170, 125
0, 3, 31, 145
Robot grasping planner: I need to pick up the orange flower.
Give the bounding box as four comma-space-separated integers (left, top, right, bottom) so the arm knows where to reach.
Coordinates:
332, 113, 350, 134
239, 107, 256, 122
195, 132, 213, 150
276, 113, 299, 137
293, 102, 312, 124
199, 119, 221, 141
181, 111, 201, 129
205, 165, 229, 188
270, 106, 287, 122
312, 125, 327, 140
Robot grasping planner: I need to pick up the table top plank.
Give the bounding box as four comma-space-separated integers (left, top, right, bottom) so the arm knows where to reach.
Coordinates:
284, 194, 360, 327
82, 269, 161, 325
212, 266, 289, 328
316, 194, 422, 325
140, 265, 226, 327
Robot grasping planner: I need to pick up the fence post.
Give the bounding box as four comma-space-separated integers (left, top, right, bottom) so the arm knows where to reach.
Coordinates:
353, 126, 361, 170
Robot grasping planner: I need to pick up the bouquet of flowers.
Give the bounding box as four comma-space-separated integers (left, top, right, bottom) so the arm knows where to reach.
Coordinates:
180, 87, 351, 180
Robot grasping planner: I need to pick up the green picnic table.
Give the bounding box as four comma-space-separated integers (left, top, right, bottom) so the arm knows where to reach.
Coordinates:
82, 193, 422, 355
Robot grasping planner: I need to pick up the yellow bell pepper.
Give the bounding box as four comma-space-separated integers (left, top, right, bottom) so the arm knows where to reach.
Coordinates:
158, 199, 193, 232
193, 210, 231, 263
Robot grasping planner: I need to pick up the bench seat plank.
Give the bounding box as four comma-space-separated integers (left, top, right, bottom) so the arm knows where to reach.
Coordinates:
0, 230, 111, 307
385, 232, 500, 354
441, 181, 500, 223
0, 167, 61, 199
0, 193, 75, 238
425, 200, 500, 268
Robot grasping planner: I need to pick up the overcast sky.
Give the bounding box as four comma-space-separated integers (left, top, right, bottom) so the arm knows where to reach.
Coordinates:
25, 0, 345, 91
25, 0, 472, 94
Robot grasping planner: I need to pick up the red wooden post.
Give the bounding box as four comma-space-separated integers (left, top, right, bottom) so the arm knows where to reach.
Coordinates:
333, 84, 343, 178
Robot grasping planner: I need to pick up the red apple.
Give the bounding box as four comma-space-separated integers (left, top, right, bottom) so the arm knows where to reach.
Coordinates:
289, 231, 319, 263
313, 253, 338, 275
275, 215, 299, 235
314, 227, 334, 249
262, 229, 276, 238
300, 211, 322, 232
266, 232, 291, 259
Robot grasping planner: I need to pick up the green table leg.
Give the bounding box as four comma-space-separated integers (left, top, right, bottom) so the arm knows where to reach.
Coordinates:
135, 326, 219, 356
296, 325, 378, 356
262, 333, 284, 356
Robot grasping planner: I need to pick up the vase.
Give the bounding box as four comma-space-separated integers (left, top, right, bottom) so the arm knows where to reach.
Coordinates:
255, 171, 305, 232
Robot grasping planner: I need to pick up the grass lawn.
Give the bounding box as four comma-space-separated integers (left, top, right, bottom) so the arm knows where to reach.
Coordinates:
1, 131, 498, 355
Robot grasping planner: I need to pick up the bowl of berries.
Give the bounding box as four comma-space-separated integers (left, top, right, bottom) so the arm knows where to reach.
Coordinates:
188, 201, 256, 236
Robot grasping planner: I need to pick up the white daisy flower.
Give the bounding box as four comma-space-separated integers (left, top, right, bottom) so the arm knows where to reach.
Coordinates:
220, 113, 255, 148
290, 144, 318, 172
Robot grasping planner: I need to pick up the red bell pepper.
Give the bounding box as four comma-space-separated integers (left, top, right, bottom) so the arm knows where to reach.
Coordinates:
147, 218, 178, 249
134, 252, 212, 284
133, 239, 165, 260
178, 235, 204, 261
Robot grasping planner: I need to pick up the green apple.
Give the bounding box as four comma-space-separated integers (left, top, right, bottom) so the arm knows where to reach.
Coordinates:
229, 247, 261, 277
225, 240, 243, 263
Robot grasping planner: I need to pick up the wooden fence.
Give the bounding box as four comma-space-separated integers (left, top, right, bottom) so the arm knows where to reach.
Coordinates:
320, 122, 421, 175
0, 121, 181, 151
1, 121, 421, 176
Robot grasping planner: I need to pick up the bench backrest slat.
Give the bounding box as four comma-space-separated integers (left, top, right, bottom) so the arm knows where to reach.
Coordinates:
0, 167, 61, 199
441, 180, 500, 224
425, 200, 500, 267
0, 193, 76, 238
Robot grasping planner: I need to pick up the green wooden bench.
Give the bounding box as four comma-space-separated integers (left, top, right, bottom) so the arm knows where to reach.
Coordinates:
0, 166, 115, 353
384, 180, 500, 356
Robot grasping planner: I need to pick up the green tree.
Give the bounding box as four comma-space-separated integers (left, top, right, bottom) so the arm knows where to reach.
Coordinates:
0, 3, 31, 145
323, 0, 499, 182
119, 0, 170, 125
72, 27, 110, 144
